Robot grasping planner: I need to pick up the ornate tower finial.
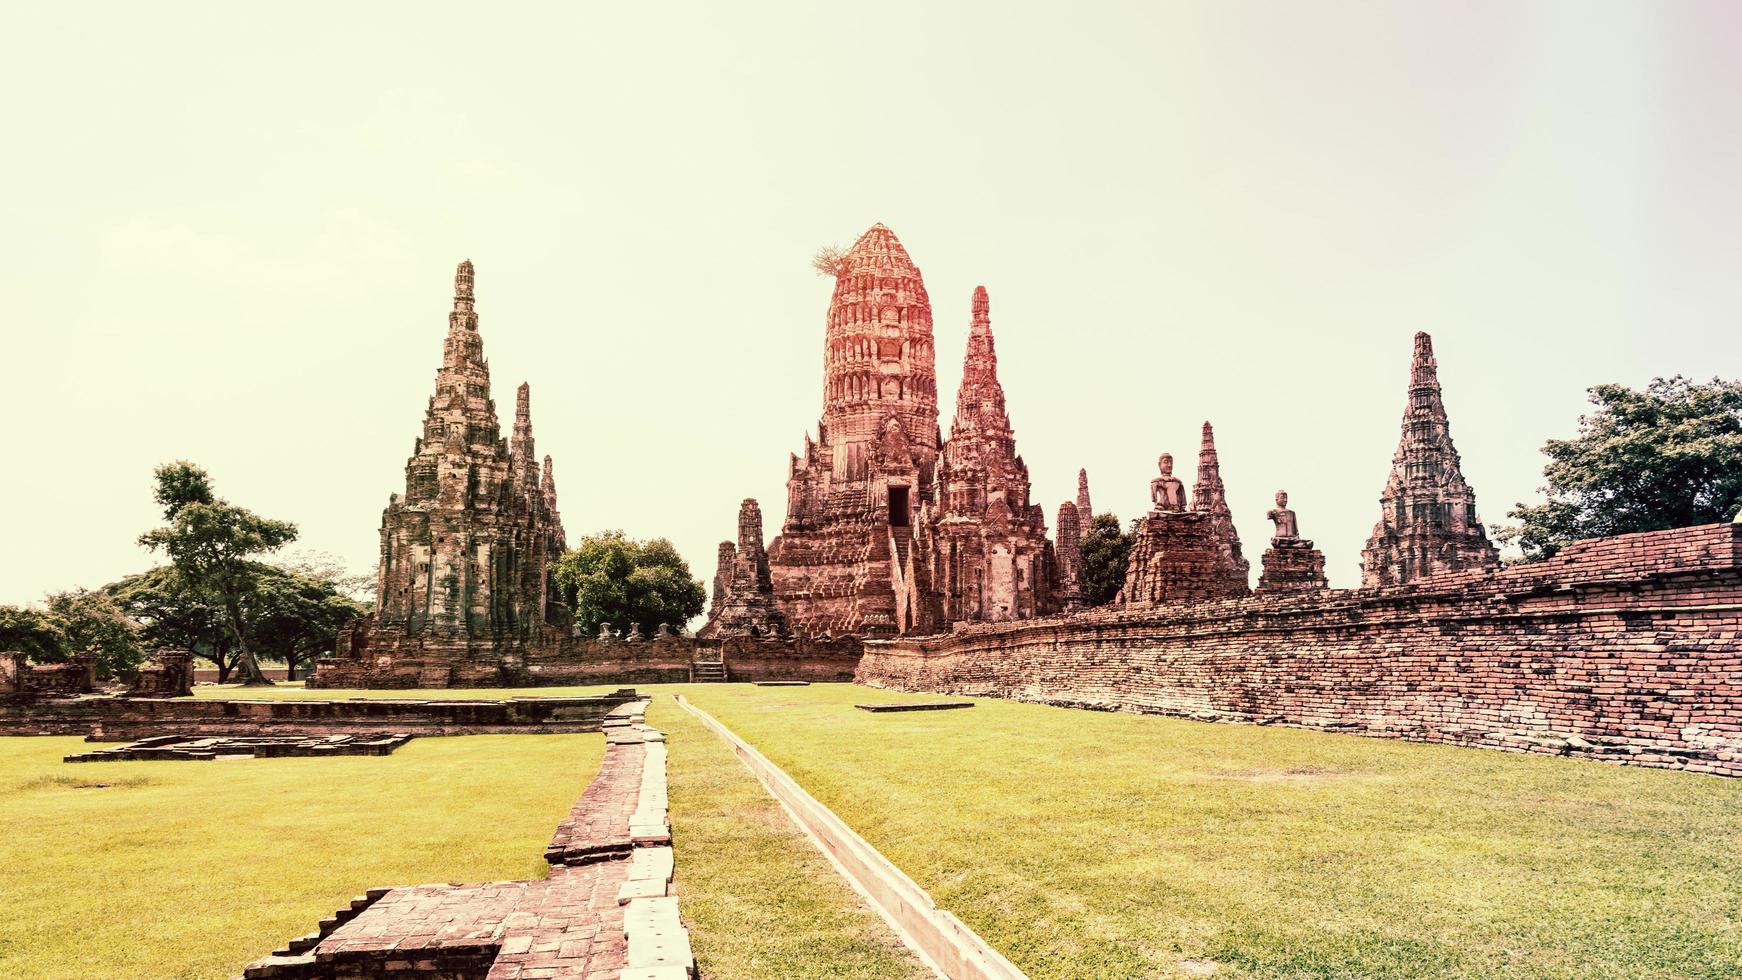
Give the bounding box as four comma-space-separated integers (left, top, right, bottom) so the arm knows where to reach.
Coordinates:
449, 260, 479, 335
1190, 420, 1249, 579
511, 382, 537, 497
1077, 468, 1092, 524
971, 285, 990, 331
455, 259, 475, 301
1361, 331, 1498, 586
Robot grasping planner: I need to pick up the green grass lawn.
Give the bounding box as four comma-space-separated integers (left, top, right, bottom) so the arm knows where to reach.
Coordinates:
0, 734, 599, 979
671, 684, 1742, 980
1, 687, 926, 980
648, 696, 928, 979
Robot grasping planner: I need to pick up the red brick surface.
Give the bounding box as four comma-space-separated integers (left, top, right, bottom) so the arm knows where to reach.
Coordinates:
861, 523, 1742, 777
241, 700, 693, 979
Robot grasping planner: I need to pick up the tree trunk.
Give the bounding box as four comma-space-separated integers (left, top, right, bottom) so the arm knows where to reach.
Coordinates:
224, 598, 273, 686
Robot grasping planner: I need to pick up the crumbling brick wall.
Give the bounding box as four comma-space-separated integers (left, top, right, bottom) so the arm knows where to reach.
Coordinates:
859, 523, 1742, 777
0, 653, 96, 698
309, 631, 864, 689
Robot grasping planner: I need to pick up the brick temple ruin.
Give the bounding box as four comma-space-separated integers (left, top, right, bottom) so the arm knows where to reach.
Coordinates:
1360, 331, 1500, 586
291, 228, 1742, 780
698, 224, 1504, 644
728, 226, 1061, 640
308, 263, 861, 689
312, 261, 571, 686
305, 230, 1519, 690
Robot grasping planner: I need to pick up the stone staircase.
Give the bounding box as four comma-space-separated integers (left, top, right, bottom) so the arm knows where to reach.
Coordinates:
690, 656, 726, 684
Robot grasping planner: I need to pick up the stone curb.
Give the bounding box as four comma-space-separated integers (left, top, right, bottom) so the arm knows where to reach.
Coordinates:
673, 694, 1027, 980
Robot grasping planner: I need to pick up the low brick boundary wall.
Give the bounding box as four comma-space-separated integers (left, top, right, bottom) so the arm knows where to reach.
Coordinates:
0, 690, 642, 739
308, 633, 863, 689
859, 523, 1742, 778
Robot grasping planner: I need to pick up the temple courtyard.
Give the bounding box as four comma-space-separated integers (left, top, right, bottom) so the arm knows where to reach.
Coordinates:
3, 683, 1738, 979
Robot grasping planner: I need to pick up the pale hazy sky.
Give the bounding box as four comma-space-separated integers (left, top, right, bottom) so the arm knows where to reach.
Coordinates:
3, 2, 1739, 606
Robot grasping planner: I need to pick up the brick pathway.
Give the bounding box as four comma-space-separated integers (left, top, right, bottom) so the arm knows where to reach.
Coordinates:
241, 699, 692, 979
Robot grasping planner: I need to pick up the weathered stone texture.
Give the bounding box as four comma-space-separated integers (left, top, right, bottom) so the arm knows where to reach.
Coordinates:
1361, 331, 1499, 586
700, 499, 789, 638
1190, 422, 1249, 581
1055, 502, 1085, 611
313, 262, 570, 689
0, 690, 640, 738
1, 652, 94, 697
931, 286, 1056, 624
861, 522, 1742, 778
363, 262, 567, 671
1258, 540, 1329, 592
1258, 491, 1328, 592
124, 646, 194, 697
242, 701, 694, 979
1117, 448, 1251, 606
66, 733, 412, 762
764, 227, 1058, 637
311, 630, 862, 689
1076, 468, 1093, 528
771, 224, 944, 637
1117, 510, 1252, 605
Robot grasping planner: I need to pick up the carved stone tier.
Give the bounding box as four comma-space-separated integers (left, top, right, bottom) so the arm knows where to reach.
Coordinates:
1258, 540, 1329, 592
1116, 510, 1251, 606
701, 499, 789, 638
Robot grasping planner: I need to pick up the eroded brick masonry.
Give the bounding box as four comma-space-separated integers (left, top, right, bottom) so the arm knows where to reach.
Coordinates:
859, 523, 1742, 777
748, 226, 1060, 638
333, 261, 570, 685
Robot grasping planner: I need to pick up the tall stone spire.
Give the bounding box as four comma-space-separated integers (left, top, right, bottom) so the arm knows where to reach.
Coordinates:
1056, 500, 1085, 610
409, 261, 505, 512
701, 499, 788, 638
373, 261, 561, 647
1191, 421, 1248, 579
541, 455, 566, 555
512, 382, 539, 498
706, 541, 736, 623
1361, 332, 1498, 587
934, 286, 1055, 623
945, 286, 1015, 466
1076, 469, 1093, 526
540, 455, 559, 516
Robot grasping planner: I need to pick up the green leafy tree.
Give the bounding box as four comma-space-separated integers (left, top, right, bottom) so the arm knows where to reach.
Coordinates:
1078, 513, 1135, 608
1499, 377, 1742, 561
43, 589, 143, 679
274, 550, 377, 605
107, 563, 362, 683
106, 566, 239, 681
250, 567, 368, 680
137, 461, 297, 685
0, 606, 67, 662
551, 531, 706, 639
